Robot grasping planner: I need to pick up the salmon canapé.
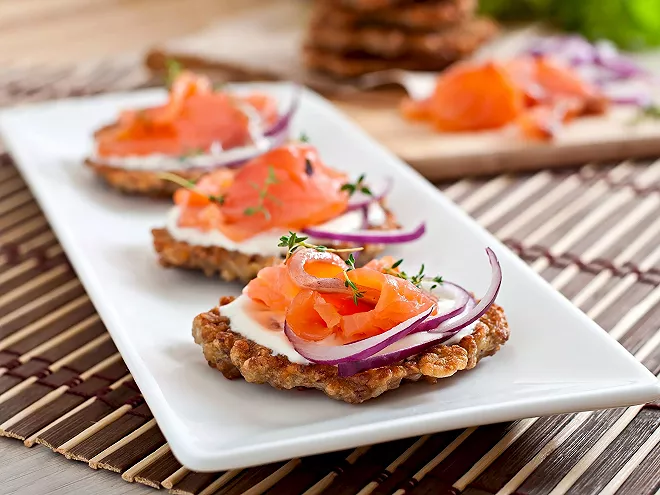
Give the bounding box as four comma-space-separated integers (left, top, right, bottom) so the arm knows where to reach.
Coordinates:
193, 246, 509, 403
151, 142, 412, 282
96, 71, 278, 157
86, 70, 281, 197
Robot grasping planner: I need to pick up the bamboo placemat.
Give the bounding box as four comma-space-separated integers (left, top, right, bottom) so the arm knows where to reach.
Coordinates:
0, 62, 659, 495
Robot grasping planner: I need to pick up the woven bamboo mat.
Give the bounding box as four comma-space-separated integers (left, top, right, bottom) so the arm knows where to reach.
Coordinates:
0, 62, 660, 495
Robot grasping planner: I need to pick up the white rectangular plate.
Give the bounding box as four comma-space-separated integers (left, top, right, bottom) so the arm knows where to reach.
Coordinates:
1, 85, 658, 472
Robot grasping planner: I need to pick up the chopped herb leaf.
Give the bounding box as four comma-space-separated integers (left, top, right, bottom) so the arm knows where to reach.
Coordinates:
178, 147, 206, 161
383, 259, 443, 290
158, 172, 224, 204
165, 59, 183, 89
243, 166, 280, 219
633, 104, 660, 124
341, 174, 373, 197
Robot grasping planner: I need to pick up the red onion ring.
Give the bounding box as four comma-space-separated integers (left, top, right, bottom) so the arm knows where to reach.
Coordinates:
287, 248, 349, 293
302, 222, 426, 244
336, 328, 457, 376
284, 305, 435, 365
525, 36, 652, 107
414, 282, 471, 333
336, 249, 501, 376
346, 177, 394, 212
265, 84, 301, 137
593, 41, 649, 79
429, 248, 501, 334
360, 205, 370, 230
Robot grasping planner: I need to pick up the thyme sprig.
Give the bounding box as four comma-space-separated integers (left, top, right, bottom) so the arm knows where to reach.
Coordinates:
178, 146, 206, 161
341, 174, 372, 197
299, 132, 310, 143
632, 104, 660, 124
158, 172, 224, 204
277, 233, 365, 305
278, 232, 364, 260
244, 166, 281, 220
384, 259, 444, 289
343, 253, 365, 304
164, 59, 183, 89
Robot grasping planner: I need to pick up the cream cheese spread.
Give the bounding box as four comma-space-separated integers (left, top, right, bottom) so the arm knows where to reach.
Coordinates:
220, 293, 477, 365
165, 203, 387, 257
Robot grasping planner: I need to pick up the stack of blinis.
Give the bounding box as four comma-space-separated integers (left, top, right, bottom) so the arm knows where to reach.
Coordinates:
302, 0, 498, 78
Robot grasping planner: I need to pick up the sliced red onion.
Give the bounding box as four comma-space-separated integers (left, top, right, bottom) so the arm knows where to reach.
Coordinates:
287, 248, 348, 293
594, 41, 649, 79
265, 84, 301, 137
527, 35, 596, 66
336, 329, 457, 376
303, 222, 425, 244
336, 248, 501, 376
360, 205, 370, 230
346, 177, 394, 212
524, 36, 652, 107
608, 93, 653, 107
598, 79, 653, 107
429, 248, 501, 333
415, 282, 472, 333
284, 305, 435, 365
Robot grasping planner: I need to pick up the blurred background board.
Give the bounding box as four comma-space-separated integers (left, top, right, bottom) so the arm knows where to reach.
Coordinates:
146, 2, 660, 180
4, 0, 660, 180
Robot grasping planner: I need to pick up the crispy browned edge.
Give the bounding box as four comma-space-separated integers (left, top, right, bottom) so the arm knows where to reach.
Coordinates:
85, 123, 207, 198
85, 158, 206, 198
193, 296, 509, 403
151, 203, 399, 282
302, 17, 498, 78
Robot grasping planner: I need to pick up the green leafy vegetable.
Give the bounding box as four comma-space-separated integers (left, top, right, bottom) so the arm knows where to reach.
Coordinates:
479, 0, 660, 50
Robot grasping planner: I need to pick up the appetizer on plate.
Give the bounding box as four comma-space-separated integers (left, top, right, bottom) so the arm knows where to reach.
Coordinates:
193, 239, 508, 403
152, 142, 425, 281
86, 70, 295, 196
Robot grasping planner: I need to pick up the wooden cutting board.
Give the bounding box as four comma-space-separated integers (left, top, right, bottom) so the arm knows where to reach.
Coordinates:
146, 0, 660, 180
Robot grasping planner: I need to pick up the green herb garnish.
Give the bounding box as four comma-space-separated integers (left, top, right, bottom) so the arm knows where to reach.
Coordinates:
343, 254, 365, 304
158, 172, 224, 204
299, 132, 310, 143
165, 59, 183, 89
278, 232, 363, 261
632, 104, 660, 124
384, 259, 444, 289
340, 174, 372, 197
244, 166, 281, 220
277, 234, 365, 305
178, 147, 206, 161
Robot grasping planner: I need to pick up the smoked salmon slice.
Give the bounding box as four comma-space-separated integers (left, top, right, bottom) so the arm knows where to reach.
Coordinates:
246, 255, 436, 344
401, 55, 608, 140
96, 71, 278, 157
175, 143, 350, 241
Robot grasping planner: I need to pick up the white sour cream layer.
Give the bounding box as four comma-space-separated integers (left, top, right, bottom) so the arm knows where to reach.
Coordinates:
220, 294, 477, 365
165, 203, 387, 257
